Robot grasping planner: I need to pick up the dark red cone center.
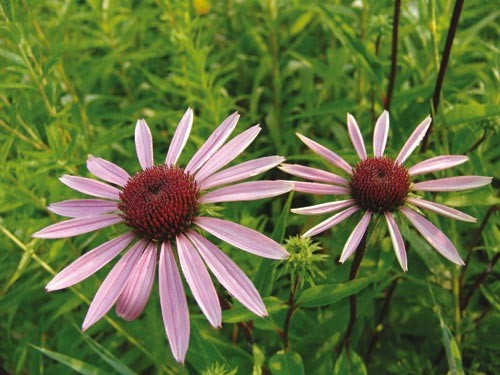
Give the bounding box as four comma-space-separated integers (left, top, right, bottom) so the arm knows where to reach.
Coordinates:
350, 157, 410, 213
119, 165, 199, 241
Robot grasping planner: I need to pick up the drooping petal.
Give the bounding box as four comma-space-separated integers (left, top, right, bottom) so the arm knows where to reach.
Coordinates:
159, 242, 190, 364
45, 232, 136, 291
339, 211, 372, 263
201, 156, 284, 190
291, 199, 356, 215
187, 231, 267, 317
116, 241, 157, 321
200, 181, 293, 204
395, 116, 432, 164
294, 182, 350, 195
165, 108, 193, 166
408, 155, 468, 176
32, 215, 123, 239
185, 112, 240, 174
303, 206, 360, 238
279, 163, 349, 186
195, 125, 261, 182
87, 156, 130, 187
407, 197, 476, 222
135, 119, 154, 170
60, 175, 121, 200
176, 234, 221, 328
384, 212, 407, 271
413, 176, 492, 192
82, 240, 146, 331
48, 199, 118, 218
400, 207, 464, 265
347, 113, 367, 160
373, 110, 389, 157
296, 133, 352, 174
195, 217, 289, 259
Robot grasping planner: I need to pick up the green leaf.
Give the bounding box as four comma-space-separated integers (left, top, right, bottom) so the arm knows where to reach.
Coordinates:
445, 104, 500, 125
333, 349, 367, 375
222, 297, 286, 323
32, 346, 109, 375
269, 351, 305, 375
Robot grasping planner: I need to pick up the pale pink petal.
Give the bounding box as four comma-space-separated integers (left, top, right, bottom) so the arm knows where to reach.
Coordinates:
303, 206, 360, 238
135, 119, 154, 170
82, 240, 146, 331
32, 215, 123, 239
384, 212, 407, 271
87, 156, 130, 187
45, 232, 136, 291
413, 176, 492, 192
48, 199, 118, 218
165, 108, 193, 166
116, 241, 157, 321
200, 181, 293, 204
407, 197, 476, 222
195, 217, 289, 259
200, 156, 284, 190
408, 155, 468, 176
400, 207, 464, 265
195, 125, 261, 182
395, 116, 432, 164
185, 112, 240, 174
347, 113, 367, 160
296, 133, 352, 174
279, 163, 349, 186
294, 182, 350, 195
159, 242, 190, 364
176, 234, 221, 328
339, 211, 372, 263
187, 231, 267, 317
291, 199, 356, 215
373, 110, 389, 157
60, 175, 121, 200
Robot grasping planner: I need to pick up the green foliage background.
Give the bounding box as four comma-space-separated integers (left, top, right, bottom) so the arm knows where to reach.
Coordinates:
0, 0, 498, 374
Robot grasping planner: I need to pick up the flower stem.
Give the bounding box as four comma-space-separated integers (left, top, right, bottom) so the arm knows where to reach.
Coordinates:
283, 275, 300, 351
384, 0, 401, 111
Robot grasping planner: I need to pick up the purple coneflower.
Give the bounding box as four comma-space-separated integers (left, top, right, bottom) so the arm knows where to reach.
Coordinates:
34, 108, 292, 363
281, 111, 491, 271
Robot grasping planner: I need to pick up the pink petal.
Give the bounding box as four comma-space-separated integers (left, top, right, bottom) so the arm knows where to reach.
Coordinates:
135, 119, 154, 170
384, 212, 407, 271
294, 182, 350, 195
400, 207, 464, 265
195, 217, 289, 259
303, 206, 360, 238
291, 199, 356, 215
279, 163, 349, 186
165, 108, 193, 166
413, 176, 492, 192
395, 116, 432, 164
45, 232, 136, 291
408, 155, 468, 176
159, 242, 190, 364
200, 156, 284, 190
82, 240, 146, 331
347, 113, 367, 160
48, 199, 118, 218
87, 156, 130, 187
185, 112, 240, 174
187, 231, 267, 317
176, 234, 221, 328
32, 215, 123, 239
116, 241, 157, 321
60, 175, 121, 200
407, 197, 476, 222
339, 211, 372, 263
200, 181, 293, 204
296, 133, 352, 174
195, 125, 261, 182
373, 110, 389, 157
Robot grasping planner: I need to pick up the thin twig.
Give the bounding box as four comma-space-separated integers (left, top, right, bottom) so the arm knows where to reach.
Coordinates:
283, 275, 300, 351
384, 0, 401, 111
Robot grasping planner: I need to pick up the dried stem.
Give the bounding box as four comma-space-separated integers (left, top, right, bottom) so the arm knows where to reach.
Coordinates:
384, 0, 401, 110
283, 275, 300, 351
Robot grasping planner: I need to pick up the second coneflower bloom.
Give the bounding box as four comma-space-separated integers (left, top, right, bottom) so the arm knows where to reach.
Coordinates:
281, 111, 491, 271
34, 109, 292, 363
